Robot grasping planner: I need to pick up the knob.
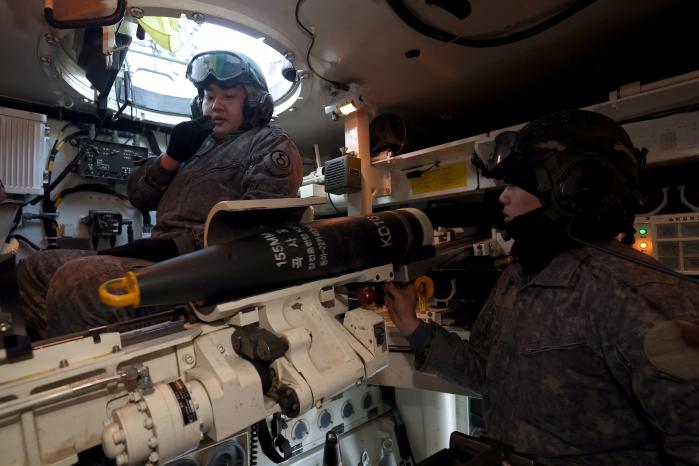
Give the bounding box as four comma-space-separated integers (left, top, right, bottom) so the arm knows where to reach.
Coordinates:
358, 286, 376, 306
341, 401, 354, 419
292, 420, 309, 441
318, 409, 333, 430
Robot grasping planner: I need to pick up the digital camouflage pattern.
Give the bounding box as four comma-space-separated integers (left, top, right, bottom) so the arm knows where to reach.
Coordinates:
409, 241, 699, 465
17, 249, 155, 339
129, 122, 302, 254
17, 123, 302, 337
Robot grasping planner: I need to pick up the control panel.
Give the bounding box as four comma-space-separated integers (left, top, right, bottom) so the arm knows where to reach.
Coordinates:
76, 140, 148, 181
633, 213, 699, 274
163, 433, 247, 466
258, 384, 390, 464
161, 385, 391, 466
266, 412, 399, 466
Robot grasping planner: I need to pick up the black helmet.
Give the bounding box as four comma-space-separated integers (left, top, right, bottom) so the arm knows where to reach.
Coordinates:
186, 51, 274, 126
477, 109, 646, 217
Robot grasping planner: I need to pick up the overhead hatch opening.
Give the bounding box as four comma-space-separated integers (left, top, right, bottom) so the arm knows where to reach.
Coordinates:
53, 14, 300, 125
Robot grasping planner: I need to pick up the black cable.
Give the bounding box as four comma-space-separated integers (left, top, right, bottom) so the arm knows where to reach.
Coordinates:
128, 61, 137, 120
27, 129, 90, 206
29, 131, 85, 249
61, 129, 90, 144
53, 183, 129, 203
38, 143, 97, 248
294, 0, 350, 91
112, 70, 132, 122
327, 193, 342, 215
389, 403, 416, 466
60, 121, 81, 133
387, 0, 596, 48
406, 162, 439, 178
46, 145, 97, 196
115, 74, 122, 111
7, 204, 23, 234
114, 14, 126, 39
110, 16, 128, 120
143, 128, 162, 155
10, 234, 42, 251
140, 209, 153, 231
125, 221, 134, 243
567, 222, 698, 283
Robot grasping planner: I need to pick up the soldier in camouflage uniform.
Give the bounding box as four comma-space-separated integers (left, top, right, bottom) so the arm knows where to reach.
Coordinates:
18, 51, 302, 339
386, 110, 699, 465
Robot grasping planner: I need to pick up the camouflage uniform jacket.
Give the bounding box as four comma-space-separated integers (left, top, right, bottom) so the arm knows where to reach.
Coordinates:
128, 123, 302, 254
408, 241, 699, 465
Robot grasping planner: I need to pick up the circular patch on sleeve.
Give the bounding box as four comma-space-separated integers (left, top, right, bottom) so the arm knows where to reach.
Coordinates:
262, 151, 292, 176
643, 320, 699, 380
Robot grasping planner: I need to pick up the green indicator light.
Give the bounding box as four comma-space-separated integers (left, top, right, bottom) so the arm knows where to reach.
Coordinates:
639, 228, 648, 235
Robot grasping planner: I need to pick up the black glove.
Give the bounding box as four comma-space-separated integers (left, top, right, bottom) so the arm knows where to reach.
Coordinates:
166, 116, 214, 162
98, 238, 178, 262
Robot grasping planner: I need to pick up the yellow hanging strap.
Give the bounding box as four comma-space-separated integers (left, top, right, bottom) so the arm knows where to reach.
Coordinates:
136, 16, 182, 52
99, 271, 142, 308
414, 276, 435, 313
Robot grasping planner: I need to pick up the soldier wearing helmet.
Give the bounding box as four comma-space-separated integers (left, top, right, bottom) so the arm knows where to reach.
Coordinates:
186, 50, 275, 131
18, 51, 303, 338
386, 110, 699, 464
480, 109, 648, 275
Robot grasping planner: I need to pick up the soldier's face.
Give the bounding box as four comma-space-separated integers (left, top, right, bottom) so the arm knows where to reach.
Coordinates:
499, 184, 542, 222
202, 83, 246, 136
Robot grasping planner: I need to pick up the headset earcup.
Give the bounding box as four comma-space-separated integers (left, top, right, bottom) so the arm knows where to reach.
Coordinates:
255, 92, 274, 126
190, 95, 203, 119
243, 92, 273, 126
552, 158, 617, 216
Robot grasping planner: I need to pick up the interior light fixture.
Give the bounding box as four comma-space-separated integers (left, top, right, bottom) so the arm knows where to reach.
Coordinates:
323, 84, 365, 120
339, 100, 360, 115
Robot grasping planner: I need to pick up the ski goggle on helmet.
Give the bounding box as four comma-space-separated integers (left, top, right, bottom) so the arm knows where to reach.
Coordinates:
185, 51, 268, 91
473, 131, 530, 183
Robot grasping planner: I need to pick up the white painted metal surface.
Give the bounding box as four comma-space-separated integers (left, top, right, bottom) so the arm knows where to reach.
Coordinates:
0, 268, 391, 465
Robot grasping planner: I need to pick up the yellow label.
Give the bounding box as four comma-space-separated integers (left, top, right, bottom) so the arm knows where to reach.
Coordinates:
411, 161, 468, 195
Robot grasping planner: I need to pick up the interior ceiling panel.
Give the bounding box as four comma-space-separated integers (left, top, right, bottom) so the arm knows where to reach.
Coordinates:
0, 0, 697, 160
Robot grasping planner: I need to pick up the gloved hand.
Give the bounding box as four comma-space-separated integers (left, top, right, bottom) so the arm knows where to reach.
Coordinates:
383, 282, 421, 337
166, 116, 214, 163
98, 238, 178, 262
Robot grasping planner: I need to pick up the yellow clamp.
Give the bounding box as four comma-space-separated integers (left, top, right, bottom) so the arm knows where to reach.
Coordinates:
99, 271, 141, 308
414, 276, 434, 313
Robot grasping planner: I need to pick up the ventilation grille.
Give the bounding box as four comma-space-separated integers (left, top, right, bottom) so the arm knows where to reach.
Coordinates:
324, 156, 361, 195
0, 107, 46, 195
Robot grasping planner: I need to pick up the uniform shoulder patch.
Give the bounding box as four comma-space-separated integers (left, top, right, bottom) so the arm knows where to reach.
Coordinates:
644, 320, 699, 380
262, 151, 292, 176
